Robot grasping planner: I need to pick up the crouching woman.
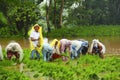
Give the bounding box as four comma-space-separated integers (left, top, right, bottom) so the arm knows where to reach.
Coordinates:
5, 41, 23, 63
90, 39, 106, 58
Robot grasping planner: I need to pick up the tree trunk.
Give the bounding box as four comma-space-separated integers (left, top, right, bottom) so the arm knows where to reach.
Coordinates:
59, 0, 64, 28
24, 11, 29, 38
16, 20, 24, 32
54, 0, 57, 29
46, 0, 52, 32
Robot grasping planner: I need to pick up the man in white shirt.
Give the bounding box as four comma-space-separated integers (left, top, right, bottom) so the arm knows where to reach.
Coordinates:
30, 24, 40, 60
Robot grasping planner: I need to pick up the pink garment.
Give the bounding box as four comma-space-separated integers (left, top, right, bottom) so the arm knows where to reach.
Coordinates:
60, 39, 71, 53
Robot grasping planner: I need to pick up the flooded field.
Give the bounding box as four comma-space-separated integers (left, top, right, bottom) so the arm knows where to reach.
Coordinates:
0, 36, 120, 54
0, 37, 120, 80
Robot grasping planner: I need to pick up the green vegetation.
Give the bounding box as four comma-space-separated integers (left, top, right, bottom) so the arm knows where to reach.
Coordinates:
45, 25, 120, 38
1, 0, 120, 37
0, 60, 29, 80
0, 49, 120, 80
0, 25, 120, 38
21, 49, 120, 80
0, 0, 120, 79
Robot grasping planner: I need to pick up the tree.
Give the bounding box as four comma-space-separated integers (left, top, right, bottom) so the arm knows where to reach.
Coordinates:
0, 0, 42, 37
53, 0, 57, 29
108, 0, 120, 24
46, 0, 52, 32
58, 0, 64, 28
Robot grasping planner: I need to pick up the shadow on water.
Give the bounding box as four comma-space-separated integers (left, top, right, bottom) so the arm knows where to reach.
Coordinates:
0, 36, 120, 54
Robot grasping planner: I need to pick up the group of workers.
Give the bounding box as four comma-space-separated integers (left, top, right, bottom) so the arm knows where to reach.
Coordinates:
29, 24, 106, 61
0, 24, 106, 62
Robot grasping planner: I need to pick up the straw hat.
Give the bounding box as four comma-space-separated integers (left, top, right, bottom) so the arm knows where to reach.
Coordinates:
34, 24, 40, 28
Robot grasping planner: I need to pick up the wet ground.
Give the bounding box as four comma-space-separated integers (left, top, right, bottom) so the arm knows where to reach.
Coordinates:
0, 36, 120, 54
1, 37, 120, 80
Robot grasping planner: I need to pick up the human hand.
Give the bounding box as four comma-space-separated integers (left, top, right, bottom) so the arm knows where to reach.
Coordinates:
37, 44, 40, 47
38, 37, 40, 40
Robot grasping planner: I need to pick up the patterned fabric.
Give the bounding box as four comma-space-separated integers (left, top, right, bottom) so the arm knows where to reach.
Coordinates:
60, 39, 71, 53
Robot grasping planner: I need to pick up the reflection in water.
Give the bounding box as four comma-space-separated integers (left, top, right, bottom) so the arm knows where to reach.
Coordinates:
0, 37, 120, 54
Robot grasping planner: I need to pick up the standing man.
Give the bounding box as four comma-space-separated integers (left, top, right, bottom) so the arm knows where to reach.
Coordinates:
29, 24, 43, 60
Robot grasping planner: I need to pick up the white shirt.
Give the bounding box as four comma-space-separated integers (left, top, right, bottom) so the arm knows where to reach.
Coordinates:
30, 30, 40, 47
71, 40, 83, 51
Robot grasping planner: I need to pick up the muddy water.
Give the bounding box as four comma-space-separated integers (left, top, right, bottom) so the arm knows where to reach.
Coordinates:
0, 36, 120, 54
0, 38, 29, 49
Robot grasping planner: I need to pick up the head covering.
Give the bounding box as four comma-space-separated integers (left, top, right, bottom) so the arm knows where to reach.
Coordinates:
44, 38, 48, 43
90, 39, 99, 53
34, 24, 40, 28
82, 41, 89, 47
50, 39, 60, 48
93, 39, 99, 44
50, 39, 58, 46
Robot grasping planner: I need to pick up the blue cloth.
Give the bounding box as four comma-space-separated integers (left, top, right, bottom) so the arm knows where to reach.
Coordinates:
77, 41, 89, 56
70, 45, 77, 59
42, 43, 53, 61
30, 49, 40, 59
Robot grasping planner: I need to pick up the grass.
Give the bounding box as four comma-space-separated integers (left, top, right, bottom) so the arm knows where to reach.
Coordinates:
0, 49, 120, 80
